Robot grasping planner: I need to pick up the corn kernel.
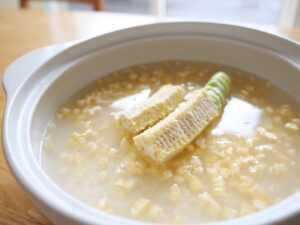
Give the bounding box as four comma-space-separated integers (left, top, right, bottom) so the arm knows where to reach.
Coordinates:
70, 132, 87, 144
87, 142, 97, 151
173, 175, 184, 184
199, 192, 221, 218
280, 105, 293, 118
114, 178, 136, 193
187, 174, 202, 192
98, 171, 107, 181
130, 198, 151, 217
56, 113, 63, 120
60, 167, 68, 174
96, 197, 112, 212
120, 138, 132, 152
148, 204, 162, 217
77, 99, 85, 107
287, 149, 295, 156
291, 118, 300, 125
98, 157, 109, 166
223, 208, 238, 219
169, 183, 181, 203
285, 123, 298, 132
240, 204, 256, 216
241, 90, 249, 96
212, 176, 226, 197
108, 147, 118, 158
129, 73, 138, 80
252, 199, 267, 210
272, 163, 288, 175
163, 170, 173, 180
173, 215, 182, 224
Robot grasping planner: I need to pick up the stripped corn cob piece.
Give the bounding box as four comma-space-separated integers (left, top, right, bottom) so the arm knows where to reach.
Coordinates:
114, 84, 185, 135
133, 89, 218, 163
133, 72, 231, 163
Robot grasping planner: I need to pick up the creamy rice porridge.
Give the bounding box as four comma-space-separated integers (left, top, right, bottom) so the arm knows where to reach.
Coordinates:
41, 61, 300, 224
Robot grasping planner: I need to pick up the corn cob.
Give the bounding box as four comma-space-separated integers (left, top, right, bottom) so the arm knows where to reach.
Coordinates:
133, 72, 231, 163
114, 84, 186, 135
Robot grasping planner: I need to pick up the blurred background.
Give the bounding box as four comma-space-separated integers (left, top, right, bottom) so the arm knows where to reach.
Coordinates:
0, 0, 299, 27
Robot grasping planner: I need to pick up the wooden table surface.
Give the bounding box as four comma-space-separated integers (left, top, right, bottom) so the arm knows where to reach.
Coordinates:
0, 9, 299, 225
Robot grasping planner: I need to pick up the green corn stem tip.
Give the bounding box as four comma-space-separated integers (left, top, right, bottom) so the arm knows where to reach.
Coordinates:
204, 72, 231, 107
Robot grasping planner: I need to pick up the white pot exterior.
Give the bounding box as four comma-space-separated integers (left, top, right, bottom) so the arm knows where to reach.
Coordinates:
2, 22, 300, 225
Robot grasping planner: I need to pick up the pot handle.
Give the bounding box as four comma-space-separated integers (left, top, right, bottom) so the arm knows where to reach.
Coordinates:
2, 43, 72, 100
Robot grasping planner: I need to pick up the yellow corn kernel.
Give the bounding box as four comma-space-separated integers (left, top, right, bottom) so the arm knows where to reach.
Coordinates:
223, 208, 238, 219
187, 174, 202, 192
130, 198, 151, 217
280, 105, 293, 118
77, 99, 86, 107
114, 178, 136, 193
285, 123, 298, 132
56, 113, 63, 120
173, 215, 182, 224
96, 198, 112, 212
70, 132, 87, 144
212, 176, 225, 197
98, 157, 109, 166
98, 171, 107, 181
169, 183, 181, 203
163, 170, 173, 180
148, 204, 162, 217
239, 204, 256, 216
252, 199, 267, 210
129, 73, 138, 80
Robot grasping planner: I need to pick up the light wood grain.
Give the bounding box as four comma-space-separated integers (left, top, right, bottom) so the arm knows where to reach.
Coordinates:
0, 9, 299, 225
20, 0, 105, 11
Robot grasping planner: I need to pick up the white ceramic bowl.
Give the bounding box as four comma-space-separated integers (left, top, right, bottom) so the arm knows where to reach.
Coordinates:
2, 22, 300, 225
